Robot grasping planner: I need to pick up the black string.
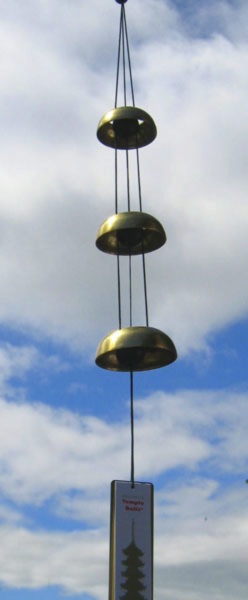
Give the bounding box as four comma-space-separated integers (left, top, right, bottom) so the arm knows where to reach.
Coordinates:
129, 255, 132, 326
117, 255, 122, 329
115, 7, 122, 108
121, 7, 127, 106
130, 371, 134, 487
136, 127, 148, 326
115, 149, 118, 214
115, 148, 118, 214
115, 1, 138, 488
123, 4, 134, 488
114, 9, 122, 331
136, 148, 142, 212
126, 150, 130, 211
123, 7, 135, 106
142, 253, 149, 327
115, 141, 122, 328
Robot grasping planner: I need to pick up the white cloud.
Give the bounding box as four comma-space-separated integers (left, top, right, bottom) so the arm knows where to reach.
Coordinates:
0, 386, 246, 597
0, 388, 246, 509
0, 525, 109, 597
0, 398, 128, 504
155, 559, 248, 600
0, 1, 247, 596
0, 390, 206, 505
0, 503, 24, 525
138, 31, 248, 352
56, 489, 110, 526
0, 0, 246, 355
0, 512, 248, 599
0, 344, 38, 385
0, 343, 70, 401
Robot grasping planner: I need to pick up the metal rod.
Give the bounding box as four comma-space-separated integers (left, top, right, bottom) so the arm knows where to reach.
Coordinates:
117, 255, 122, 329
130, 371, 134, 487
114, 8, 122, 107
123, 7, 135, 106
142, 253, 149, 327
121, 7, 127, 106
126, 150, 131, 211
136, 148, 142, 211
115, 149, 118, 214
129, 255, 132, 327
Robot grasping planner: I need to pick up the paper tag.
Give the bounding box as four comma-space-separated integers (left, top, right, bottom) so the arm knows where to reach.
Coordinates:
109, 480, 153, 600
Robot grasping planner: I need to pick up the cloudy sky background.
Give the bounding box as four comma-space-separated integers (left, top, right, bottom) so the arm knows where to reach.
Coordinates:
0, 0, 248, 598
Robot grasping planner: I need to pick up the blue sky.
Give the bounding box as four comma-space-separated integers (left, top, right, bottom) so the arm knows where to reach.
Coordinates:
0, 0, 247, 598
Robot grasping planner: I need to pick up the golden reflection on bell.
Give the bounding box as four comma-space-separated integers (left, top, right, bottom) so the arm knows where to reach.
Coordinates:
95, 326, 177, 372
96, 212, 166, 255
97, 106, 157, 149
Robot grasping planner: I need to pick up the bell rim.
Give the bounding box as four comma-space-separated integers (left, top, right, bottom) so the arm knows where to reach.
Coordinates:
95, 326, 177, 372
96, 211, 166, 255
97, 106, 157, 149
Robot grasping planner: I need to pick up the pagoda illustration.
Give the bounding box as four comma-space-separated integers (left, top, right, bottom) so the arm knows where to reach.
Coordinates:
120, 521, 146, 600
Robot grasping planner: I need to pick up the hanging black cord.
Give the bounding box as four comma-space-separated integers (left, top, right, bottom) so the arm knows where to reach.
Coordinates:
137, 145, 149, 326
130, 371, 135, 487
115, 149, 118, 214
136, 125, 149, 326
116, 150, 122, 328
121, 6, 127, 106
136, 149, 142, 211
116, 149, 122, 329
116, 2, 134, 106
123, 7, 135, 106
115, 8, 122, 107
117, 255, 122, 329
126, 151, 131, 210
115, 1, 136, 488
114, 9, 123, 329
125, 6, 148, 329
122, 6, 133, 330
142, 253, 149, 327
123, 5, 134, 487
129, 254, 132, 327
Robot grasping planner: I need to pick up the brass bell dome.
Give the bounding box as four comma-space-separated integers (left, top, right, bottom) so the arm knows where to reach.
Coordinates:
96, 211, 166, 255
95, 326, 177, 372
97, 106, 157, 150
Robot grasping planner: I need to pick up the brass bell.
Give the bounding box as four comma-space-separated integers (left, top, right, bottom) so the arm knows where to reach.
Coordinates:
96, 212, 166, 255
97, 106, 157, 149
95, 326, 177, 372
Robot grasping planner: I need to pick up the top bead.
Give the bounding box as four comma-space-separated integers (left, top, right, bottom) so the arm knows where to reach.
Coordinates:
115, 0, 127, 4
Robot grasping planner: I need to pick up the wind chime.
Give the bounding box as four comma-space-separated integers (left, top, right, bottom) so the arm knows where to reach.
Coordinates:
95, 1, 177, 599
